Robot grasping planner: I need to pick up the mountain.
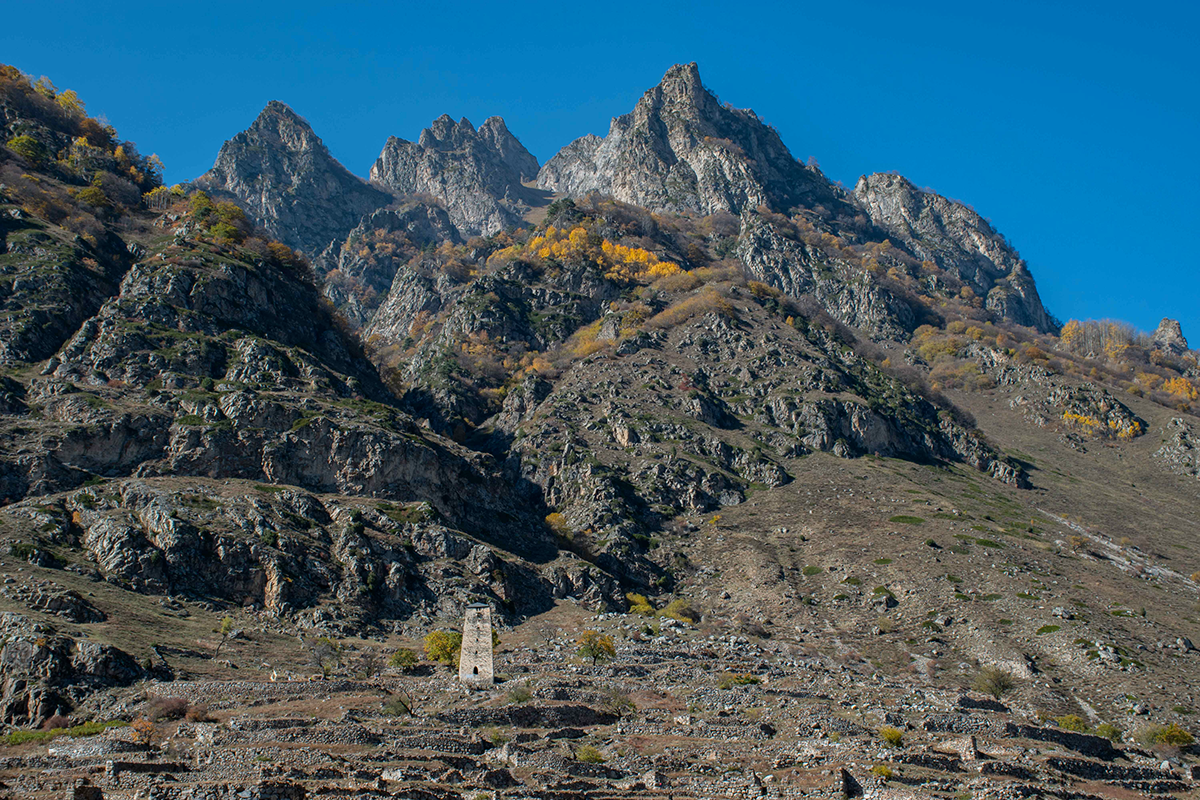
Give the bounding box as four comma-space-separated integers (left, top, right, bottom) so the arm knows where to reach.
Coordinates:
2, 62, 1200, 799
369, 114, 544, 237
854, 172, 1055, 332
194, 101, 391, 256
537, 62, 835, 216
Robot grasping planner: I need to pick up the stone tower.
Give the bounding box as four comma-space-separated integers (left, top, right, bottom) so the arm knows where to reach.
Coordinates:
458, 603, 494, 686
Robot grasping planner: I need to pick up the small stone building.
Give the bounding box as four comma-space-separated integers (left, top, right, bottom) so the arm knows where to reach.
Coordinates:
458, 603, 494, 686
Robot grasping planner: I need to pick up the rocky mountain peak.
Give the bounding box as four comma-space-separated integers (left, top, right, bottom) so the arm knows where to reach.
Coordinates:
853, 172, 1056, 333
195, 102, 391, 256
1153, 318, 1190, 354
369, 114, 543, 238
650, 61, 707, 110
537, 62, 832, 216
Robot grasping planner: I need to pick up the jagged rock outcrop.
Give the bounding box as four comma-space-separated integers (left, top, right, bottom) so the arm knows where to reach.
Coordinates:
736, 211, 915, 336
195, 101, 391, 256
537, 63, 833, 216
0, 612, 144, 726
1, 480, 554, 625
1155, 417, 1199, 480
369, 115, 543, 237
1152, 318, 1189, 355
314, 203, 461, 327
853, 173, 1055, 333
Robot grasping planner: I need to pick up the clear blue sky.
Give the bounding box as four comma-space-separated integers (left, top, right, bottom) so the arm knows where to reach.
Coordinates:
5, 1, 1197, 340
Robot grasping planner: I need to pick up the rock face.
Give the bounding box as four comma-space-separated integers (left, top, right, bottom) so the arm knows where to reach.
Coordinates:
853, 173, 1055, 333
1152, 318, 1189, 355
369, 115, 543, 237
314, 202, 462, 328
537, 63, 833, 216
195, 101, 391, 256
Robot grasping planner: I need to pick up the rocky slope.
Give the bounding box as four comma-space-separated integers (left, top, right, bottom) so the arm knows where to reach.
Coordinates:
853, 172, 1056, 333
369, 114, 544, 238
194, 101, 391, 257
3, 63, 1200, 794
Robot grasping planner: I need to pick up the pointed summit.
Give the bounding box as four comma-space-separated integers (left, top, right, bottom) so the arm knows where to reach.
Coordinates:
195, 102, 390, 256
537, 62, 834, 215
370, 115, 542, 237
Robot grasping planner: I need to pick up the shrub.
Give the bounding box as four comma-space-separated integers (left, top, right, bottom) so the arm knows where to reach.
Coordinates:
146, 695, 189, 721
1094, 722, 1122, 742
75, 185, 108, 208
972, 665, 1017, 700
388, 648, 420, 672
871, 764, 894, 779
575, 744, 605, 763
382, 691, 415, 717
185, 703, 215, 723
660, 598, 698, 624
131, 716, 157, 746
879, 726, 903, 747
1140, 722, 1195, 747
1054, 714, 1088, 732
626, 592, 655, 616
6, 135, 45, 165
599, 687, 635, 716
41, 714, 70, 731
506, 683, 533, 704
576, 630, 616, 665
717, 672, 760, 689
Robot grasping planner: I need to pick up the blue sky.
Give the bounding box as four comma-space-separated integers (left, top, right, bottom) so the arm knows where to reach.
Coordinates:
4, 1, 1197, 340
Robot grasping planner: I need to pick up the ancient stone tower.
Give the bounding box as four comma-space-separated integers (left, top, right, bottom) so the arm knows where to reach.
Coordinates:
458, 603, 494, 686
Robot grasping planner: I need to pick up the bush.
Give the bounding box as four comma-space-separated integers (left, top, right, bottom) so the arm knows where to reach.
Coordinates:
575, 744, 605, 763
1140, 722, 1195, 747
41, 714, 70, 731
382, 692, 415, 717
131, 716, 157, 746
185, 703, 215, 723
870, 764, 894, 780
880, 726, 903, 747
972, 665, 1017, 700
388, 647, 420, 672
423, 630, 462, 666
506, 683, 533, 704
146, 695, 189, 721
1094, 722, 1122, 742
6, 135, 45, 165
626, 592, 655, 616
598, 687, 635, 716
1054, 714, 1088, 732
75, 185, 108, 208
717, 672, 760, 689
659, 598, 698, 624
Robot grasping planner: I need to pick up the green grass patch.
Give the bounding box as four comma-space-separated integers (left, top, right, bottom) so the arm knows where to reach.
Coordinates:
873, 558, 893, 565
889, 515, 925, 525
802, 565, 823, 576
1036, 625, 1061, 635
2, 720, 126, 746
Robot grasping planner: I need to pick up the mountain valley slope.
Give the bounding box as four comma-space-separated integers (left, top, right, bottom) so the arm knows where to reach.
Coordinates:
1, 61, 1200, 800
